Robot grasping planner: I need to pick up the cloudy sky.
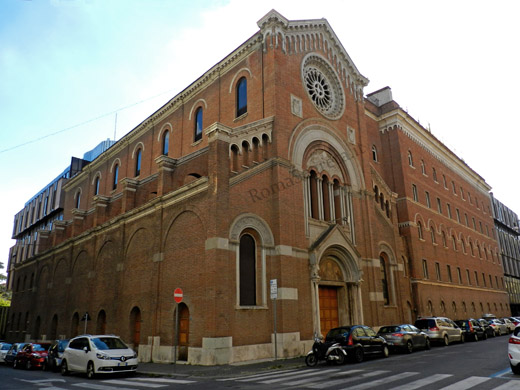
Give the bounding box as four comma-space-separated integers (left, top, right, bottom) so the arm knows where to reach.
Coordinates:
1, 0, 519, 277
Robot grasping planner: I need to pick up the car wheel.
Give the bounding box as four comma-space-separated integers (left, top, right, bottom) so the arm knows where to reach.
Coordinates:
512, 363, 520, 375
473, 333, 478, 342
425, 338, 431, 350
443, 335, 449, 346
353, 347, 364, 363
305, 353, 318, 367
459, 333, 465, 344
61, 360, 69, 376
382, 345, 389, 358
26, 360, 32, 370
87, 362, 96, 379
406, 341, 413, 354
483, 332, 487, 340
42, 359, 48, 371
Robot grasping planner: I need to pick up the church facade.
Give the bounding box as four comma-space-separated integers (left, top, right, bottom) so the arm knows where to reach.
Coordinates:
6, 10, 509, 365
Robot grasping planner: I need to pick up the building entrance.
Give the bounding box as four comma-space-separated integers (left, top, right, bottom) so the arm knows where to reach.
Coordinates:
319, 286, 339, 336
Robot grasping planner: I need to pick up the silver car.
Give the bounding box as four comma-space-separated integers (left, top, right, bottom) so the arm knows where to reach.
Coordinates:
414, 317, 464, 346
488, 319, 508, 336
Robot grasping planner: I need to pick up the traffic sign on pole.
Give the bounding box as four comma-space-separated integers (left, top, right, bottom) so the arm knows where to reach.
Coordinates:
174, 288, 183, 303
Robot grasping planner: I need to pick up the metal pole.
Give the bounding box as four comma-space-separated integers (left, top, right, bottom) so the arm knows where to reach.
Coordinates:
274, 298, 277, 361
174, 304, 179, 364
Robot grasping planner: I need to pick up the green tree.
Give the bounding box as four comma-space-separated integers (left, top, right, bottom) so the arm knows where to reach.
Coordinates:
0, 261, 11, 306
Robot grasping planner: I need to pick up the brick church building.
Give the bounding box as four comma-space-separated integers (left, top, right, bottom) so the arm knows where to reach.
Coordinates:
6, 10, 509, 364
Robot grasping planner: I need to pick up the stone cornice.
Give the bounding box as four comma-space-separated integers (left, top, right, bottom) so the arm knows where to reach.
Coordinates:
377, 108, 491, 194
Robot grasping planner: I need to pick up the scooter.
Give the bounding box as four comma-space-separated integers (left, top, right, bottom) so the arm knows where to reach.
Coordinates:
305, 336, 347, 366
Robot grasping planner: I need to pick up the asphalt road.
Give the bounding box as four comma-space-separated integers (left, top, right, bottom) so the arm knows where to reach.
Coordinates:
0, 335, 517, 390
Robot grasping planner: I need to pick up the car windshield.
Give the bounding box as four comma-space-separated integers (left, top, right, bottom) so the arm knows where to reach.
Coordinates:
415, 319, 433, 329
92, 337, 128, 350
1, 344, 11, 350
58, 340, 69, 352
379, 326, 401, 333
326, 327, 351, 340
32, 344, 48, 352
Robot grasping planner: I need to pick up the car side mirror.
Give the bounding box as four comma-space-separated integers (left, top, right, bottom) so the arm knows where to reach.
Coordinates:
83, 346, 88, 353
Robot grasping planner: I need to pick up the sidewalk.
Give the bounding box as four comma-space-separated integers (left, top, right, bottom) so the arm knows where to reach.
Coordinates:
136, 357, 307, 379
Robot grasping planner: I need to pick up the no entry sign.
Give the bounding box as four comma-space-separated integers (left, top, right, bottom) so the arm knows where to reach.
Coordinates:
174, 288, 183, 303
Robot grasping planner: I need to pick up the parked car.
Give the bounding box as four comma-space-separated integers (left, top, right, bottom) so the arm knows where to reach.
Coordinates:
4, 343, 27, 366
477, 319, 495, 338
13, 343, 51, 370
507, 317, 520, 327
502, 318, 516, 333
414, 317, 464, 346
488, 319, 508, 336
455, 319, 487, 341
0, 342, 12, 363
377, 324, 430, 353
508, 325, 520, 374
61, 335, 138, 378
43, 339, 69, 372
325, 325, 389, 363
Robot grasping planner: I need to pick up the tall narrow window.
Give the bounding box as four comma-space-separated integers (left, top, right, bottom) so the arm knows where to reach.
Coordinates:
422, 259, 429, 279
435, 262, 441, 281
75, 191, 81, 209
437, 198, 442, 214
113, 164, 119, 190
239, 234, 256, 306
457, 267, 462, 284
236, 77, 247, 117
162, 130, 169, 156
135, 148, 142, 177
380, 256, 389, 305
94, 176, 100, 196
408, 151, 414, 167
432, 168, 437, 182
372, 145, 378, 162
425, 191, 431, 208
421, 160, 426, 175
194, 107, 203, 142
447, 265, 452, 282
412, 184, 418, 202
417, 221, 424, 240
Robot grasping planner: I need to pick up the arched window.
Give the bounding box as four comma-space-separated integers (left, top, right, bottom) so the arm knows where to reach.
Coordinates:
113, 164, 119, 190
442, 231, 447, 247
75, 190, 81, 209
135, 148, 142, 177
94, 176, 100, 196
194, 107, 203, 142
380, 256, 390, 305
309, 170, 319, 219
162, 130, 169, 156
239, 234, 256, 306
432, 167, 437, 182
417, 221, 424, 240
322, 176, 331, 222
408, 151, 414, 167
430, 228, 436, 244
421, 160, 426, 174
371, 145, 378, 162
236, 77, 247, 117
452, 235, 457, 250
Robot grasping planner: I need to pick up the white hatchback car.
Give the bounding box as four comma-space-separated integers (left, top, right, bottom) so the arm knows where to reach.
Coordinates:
61, 335, 137, 379
509, 326, 520, 374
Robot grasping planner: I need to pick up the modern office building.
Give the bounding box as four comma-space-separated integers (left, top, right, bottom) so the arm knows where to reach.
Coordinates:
491, 195, 520, 315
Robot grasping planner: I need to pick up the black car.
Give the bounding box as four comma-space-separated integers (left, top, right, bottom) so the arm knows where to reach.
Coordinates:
43, 339, 69, 372
455, 319, 487, 341
377, 324, 430, 353
326, 325, 389, 363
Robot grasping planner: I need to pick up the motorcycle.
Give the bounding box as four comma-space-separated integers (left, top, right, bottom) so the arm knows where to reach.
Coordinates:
305, 335, 347, 366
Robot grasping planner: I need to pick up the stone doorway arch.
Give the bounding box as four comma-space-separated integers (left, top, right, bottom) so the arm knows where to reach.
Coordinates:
311, 245, 362, 337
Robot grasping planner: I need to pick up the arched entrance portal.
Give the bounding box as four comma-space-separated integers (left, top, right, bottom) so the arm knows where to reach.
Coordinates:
177, 303, 189, 361
312, 247, 363, 337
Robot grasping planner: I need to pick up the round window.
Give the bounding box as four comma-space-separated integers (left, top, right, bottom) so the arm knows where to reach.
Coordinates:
301, 54, 345, 120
